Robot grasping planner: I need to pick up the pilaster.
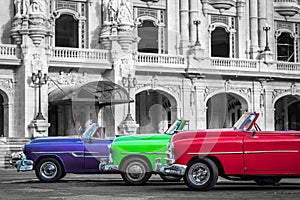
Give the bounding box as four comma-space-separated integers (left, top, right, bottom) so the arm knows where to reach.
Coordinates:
11, 0, 53, 137
99, 0, 139, 135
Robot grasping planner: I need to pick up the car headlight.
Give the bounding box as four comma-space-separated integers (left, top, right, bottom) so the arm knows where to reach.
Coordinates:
107, 144, 113, 163
167, 142, 175, 164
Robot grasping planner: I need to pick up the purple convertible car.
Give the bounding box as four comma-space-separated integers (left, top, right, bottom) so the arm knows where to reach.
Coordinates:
15, 124, 116, 182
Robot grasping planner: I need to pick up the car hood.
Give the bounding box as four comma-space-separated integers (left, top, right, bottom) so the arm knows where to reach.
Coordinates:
171, 129, 236, 142
114, 133, 171, 143
29, 137, 82, 144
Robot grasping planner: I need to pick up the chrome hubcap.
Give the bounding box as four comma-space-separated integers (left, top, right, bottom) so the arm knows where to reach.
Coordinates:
40, 161, 57, 179
188, 163, 210, 186
126, 161, 145, 182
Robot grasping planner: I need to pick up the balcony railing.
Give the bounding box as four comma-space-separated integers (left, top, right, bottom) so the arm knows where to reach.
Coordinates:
137, 53, 185, 65
0, 44, 17, 58
51, 47, 109, 61
49, 47, 110, 68
210, 57, 258, 71
276, 61, 300, 72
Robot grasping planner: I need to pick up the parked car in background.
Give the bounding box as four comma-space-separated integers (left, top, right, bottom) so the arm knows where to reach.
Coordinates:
100, 119, 188, 185
14, 124, 116, 182
157, 112, 300, 190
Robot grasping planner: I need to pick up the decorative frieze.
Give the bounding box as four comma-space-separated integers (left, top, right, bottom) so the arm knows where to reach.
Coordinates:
48, 72, 89, 91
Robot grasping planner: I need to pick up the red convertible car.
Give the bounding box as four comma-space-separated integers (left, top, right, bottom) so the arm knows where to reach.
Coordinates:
157, 112, 300, 190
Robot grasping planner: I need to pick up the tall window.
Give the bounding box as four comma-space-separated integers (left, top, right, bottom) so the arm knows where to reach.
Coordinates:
55, 14, 79, 48
211, 27, 229, 57
277, 32, 294, 62
138, 20, 158, 53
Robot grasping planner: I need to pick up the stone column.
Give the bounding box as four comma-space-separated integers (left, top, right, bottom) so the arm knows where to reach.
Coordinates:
251, 82, 263, 128
264, 87, 275, 131
194, 79, 206, 129
180, 0, 190, 54
258, 0, 267, 50
189, 0, 198, 45
249, 0, 259, 58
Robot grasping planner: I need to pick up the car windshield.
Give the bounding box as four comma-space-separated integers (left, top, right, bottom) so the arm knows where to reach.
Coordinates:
164, 119, 185, 135
232, 113, 257, 131
81, 124, 99, 139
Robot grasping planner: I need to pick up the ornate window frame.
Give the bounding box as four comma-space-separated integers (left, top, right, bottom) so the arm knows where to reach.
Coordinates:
134, 7, 166, 54
52, 0, 88, 48
275, 28, 299, 62
208, 15, 236, 58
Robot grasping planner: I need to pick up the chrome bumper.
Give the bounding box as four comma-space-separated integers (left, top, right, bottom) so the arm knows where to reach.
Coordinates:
16, 158, 34, 172
99, 158, 119, 171
155, 158, 186, 176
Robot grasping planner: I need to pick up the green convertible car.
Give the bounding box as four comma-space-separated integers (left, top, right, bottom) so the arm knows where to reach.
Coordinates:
100, 119, 188, 185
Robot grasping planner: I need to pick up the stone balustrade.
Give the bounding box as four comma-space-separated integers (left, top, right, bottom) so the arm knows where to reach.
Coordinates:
137, 53, 185, 65
0, 44, 17, 58
276, 61, 300, 72
210, 57, 258, 71
1, 44, 300, 76
51, 47, 109, 61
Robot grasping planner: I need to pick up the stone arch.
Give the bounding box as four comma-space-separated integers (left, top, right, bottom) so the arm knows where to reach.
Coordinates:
135, 86, 181, 134
205, 90, 249, 129
273, 93, 300, 130
0, 88, 11, 137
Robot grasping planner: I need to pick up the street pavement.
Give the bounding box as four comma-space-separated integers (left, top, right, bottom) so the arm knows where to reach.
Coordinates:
1, 168, 300, 200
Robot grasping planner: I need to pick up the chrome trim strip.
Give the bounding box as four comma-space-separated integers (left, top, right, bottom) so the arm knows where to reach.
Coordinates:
244, 150, 299, 154
121, 152, 168, 155
33, 151, 108, 158
188, 150, 299, 155
188, 152, 243, 155
32, 151, 84, 154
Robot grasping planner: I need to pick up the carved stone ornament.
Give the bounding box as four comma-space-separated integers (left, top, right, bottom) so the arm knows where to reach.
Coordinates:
56, 72, 88, 86
0, 79, 14, 95
31, 53, 43, 72
272, 89, 289, 102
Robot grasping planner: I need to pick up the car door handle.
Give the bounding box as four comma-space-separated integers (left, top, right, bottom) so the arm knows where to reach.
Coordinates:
296, 134, 300, 137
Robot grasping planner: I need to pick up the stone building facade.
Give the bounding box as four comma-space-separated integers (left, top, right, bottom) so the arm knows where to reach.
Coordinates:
0, 0, 300, 145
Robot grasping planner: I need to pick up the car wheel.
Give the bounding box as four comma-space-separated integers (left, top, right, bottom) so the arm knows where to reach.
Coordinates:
159, 174, 182, 182
35, 158, 64, 182
184, 158, 218, 190
121, 157, 152, 185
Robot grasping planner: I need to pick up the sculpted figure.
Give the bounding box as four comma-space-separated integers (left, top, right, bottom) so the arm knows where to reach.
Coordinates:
30, 0, 45, 14
22, 0, 30, 15
117, 0, 133, 24
103, 0, 118, 23
14, 0, 22, 17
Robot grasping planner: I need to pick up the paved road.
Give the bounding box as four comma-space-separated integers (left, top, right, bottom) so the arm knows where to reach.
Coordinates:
1, 169, 300, 200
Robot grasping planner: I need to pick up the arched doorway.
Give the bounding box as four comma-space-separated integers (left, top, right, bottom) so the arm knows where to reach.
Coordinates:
0, 93, 4, 137
135, 90, 177, 134
55, 14, 79, 47
138, 20, 159, 53
274, 95, 300, 130
206, 92, 248, 129
211, 27, 229, 57
0, 89, 9, 137
48, 81, 131, 136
